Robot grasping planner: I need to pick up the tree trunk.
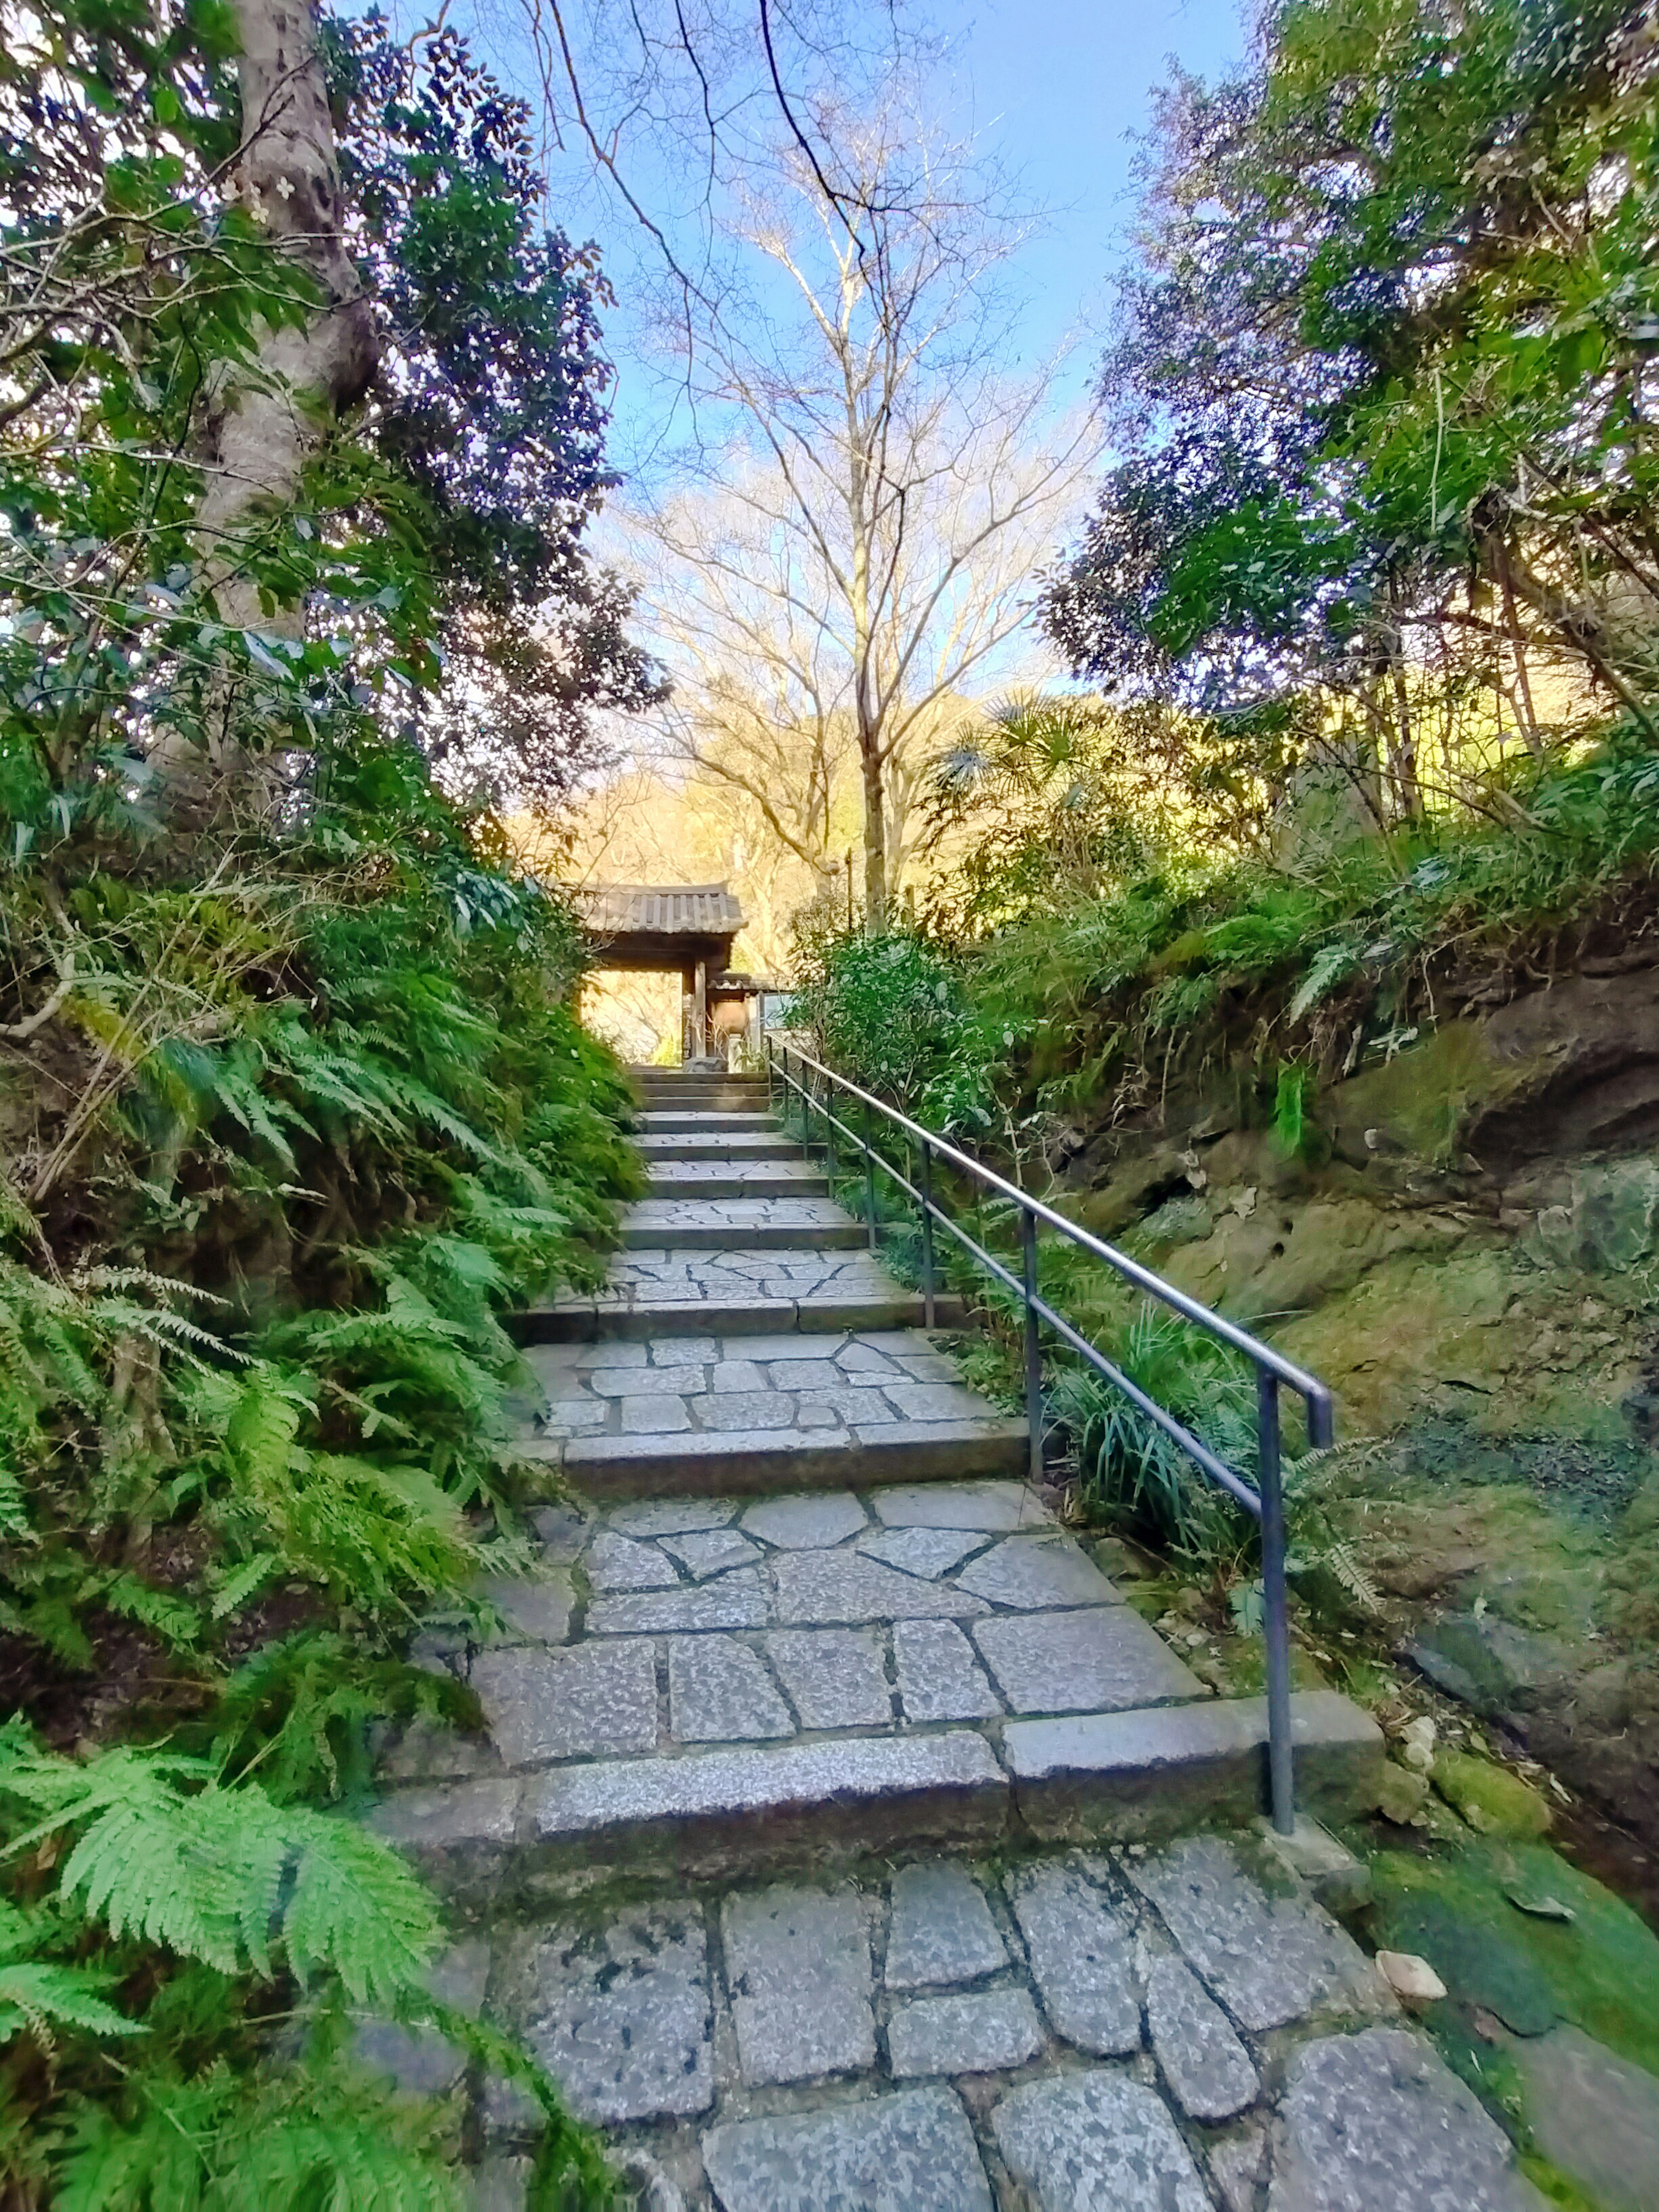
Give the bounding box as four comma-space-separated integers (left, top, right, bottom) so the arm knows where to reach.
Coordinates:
860, 738, 887, 933
172, 0, 379, 799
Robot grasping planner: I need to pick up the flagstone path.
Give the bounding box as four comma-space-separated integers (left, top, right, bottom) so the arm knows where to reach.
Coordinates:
368, 1069, 1547, 2211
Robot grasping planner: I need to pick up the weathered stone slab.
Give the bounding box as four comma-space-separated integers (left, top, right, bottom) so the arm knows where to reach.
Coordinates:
593, 1364, 705, 1397
701, 2088, 993, 2212
645, 1334, 720, 1365
586, 1568, 769, 1635
774, 1550, 988, 1626
369, 1779, 520, 1902
709, 1357, 766, 1392
765, 1357, 843, 1388
1003, 1691, 1386, 1843
668, 1635, 793, 1743
1272, 2028, 1545, 2211
1006, 1860, 1140, 2056
870, 1481, 1050, 1531
973, 1608, 1201, 1714
477, 1570, 573, 1644
798, 1386, 897, 1425
531, 1503, 594, 1559
1128, 1834, 1382, 2032
859, 1526, 985, 1579
608, 1499, 737, 1537
527, 1731, 1008, 1869
956, 1536, 1120, 1611
740, 1491, 868, 1548
1146, 1953, 1259, 2120
888, 1987, 1043, 2078
356, 1938, 488, 2094
470, 1643, 659, 1764
992, 2072, 1212, 2212
1208, 2124, 1268, 2212
836, 1339, 902, 1373
885, 1861, 1007, 1990
694, 1390, 798, 1432
496, 1904, 713, 2123
882, 1380, 998, 1421
1515, 2024, 1659, 2212
660, 1527, 760, 1579
585, 1531, 680, 1591
619, 1395, 694, 1433
764, 1627, 892, 1729
721, 1884, 874, 2084
893, 1619, 1002, 1720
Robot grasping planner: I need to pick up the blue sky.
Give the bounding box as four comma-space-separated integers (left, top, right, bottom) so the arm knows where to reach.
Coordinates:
429, 0, 1252, 465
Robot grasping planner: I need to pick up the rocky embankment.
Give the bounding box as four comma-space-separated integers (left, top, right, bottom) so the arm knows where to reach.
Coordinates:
1052, 963, 1659, 1855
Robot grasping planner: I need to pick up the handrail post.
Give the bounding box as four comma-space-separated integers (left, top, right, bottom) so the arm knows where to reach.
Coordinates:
862, 1098, 878, 1254
1021, 1206, 1042, 1485
918, 1135, 936, 1329
1258, 1369, 1296, 1835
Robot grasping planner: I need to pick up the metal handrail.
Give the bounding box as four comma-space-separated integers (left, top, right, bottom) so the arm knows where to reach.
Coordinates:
766, 1036, 1335, 1837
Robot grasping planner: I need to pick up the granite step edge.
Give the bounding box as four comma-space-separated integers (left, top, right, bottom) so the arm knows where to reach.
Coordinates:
509, 1294, 964, 1344
368, 1691, 1382, 1901
541, 1417, 1030, 1498
620, 1222, 870, 1252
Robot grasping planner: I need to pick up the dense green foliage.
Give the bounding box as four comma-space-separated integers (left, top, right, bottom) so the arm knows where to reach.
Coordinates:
0, 0, 642, 2198
1048, 0, 1659, 820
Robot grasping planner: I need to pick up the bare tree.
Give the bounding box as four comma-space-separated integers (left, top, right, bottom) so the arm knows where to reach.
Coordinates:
607, 85, 1098, 928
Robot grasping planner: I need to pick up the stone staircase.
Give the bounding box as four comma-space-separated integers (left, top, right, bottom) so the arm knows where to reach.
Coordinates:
365, 1069, 1556, 2212
376, 1067, 1380, 1897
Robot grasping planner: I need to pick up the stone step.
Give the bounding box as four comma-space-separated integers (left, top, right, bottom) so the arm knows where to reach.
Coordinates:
644, 1161, 829, 1200
636, 1109, 777, 1135
373, 1476, 1382, 1896
555, 1417, 1028, 1498
635, 1131, 800, 1159
517, 1325, 1024, 1497
513, 1246, 960, 1344
621, 1198, 867, 1250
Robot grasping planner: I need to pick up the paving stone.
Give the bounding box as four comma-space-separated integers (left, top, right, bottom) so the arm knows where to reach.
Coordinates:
593, 1364, 705, 1397
1128, 1835, 1382, 2032
1006, 1860, 1140, 2056
710, 1358, 766, 1392
721, 1883, 875, 2084
478, 1571, 573, 1644
531, 1503, 593, 1559
528, 1732, 1007, 1860
740, 1491, 868, 1548
885, 1862, 1007, 1990
368, 1778, 521, 1890
356, 1937, 489, 2094
378, 1713, 501, 1784
725, 1331, 845, 1360
1207, 2124, 1267, 2212
568, 1339, 649, 1367
836, 1340, 903, 1373
764, 1627, 892, 1728
871, 1481, 1051, 1531
586, 1568, 770, 1634
1514, 2024, 1659, 2212
797, 1387, 896, 1425
882, 1381, 998, 1421
692, 1390, 798, 1431
956, 1535, 1120, 1611
764, 1357, 844, 1388
701, 2087, 993, 2212
660, 1527, 760, 1579
669, 1635, 794, 1743
585, 1530, 680, 1591
992, 2072, 1212, 2212
647, 1335, 719, 1363
1145, 1952, 1259, 2120
497, 1903, 713, 2124
888, 1986, 1043, 2078
1272, 2027, 1545, 2211
774, 1550, 989, 1625
470, 1643, 659, 1764
858, 1526, 985, 1579
620, 1395, 694, 1434
973, 1608, 1201, 1714
893, 1619, 1002, 1720
609, 1499, 737, 1537
543, 1398, 607, 1434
